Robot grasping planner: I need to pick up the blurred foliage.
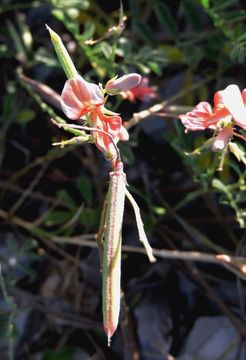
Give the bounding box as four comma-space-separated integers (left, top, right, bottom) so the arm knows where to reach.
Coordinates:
0, 0, 246, 359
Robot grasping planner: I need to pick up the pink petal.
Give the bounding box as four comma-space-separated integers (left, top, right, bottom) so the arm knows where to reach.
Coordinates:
121, 77, 157, 102
105, 73, 141, 93
214, 91, 224, 111
242, 89, 246, 105
61, 75, 104, 120
90, 108, 129, 159
118, 125, 129, 141
212, 126, 233, 152
221, 84, 246, 130
179, 101, 215, 131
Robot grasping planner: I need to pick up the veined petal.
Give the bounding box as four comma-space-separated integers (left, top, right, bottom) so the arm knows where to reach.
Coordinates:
214, 91, 225, 111
179, 101, 215, 131
90, 108, 129, 159
118, 125, 129, 141
61, 75, 104, 120
221, 84, 246, 130
212, 126, 233, 152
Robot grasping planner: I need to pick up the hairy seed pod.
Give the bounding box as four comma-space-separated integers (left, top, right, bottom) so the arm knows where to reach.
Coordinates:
102, 160, 126, 346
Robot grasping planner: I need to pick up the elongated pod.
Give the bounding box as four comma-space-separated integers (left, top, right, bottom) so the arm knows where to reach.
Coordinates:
46, 25, 78, 79
102, 160, 126, 345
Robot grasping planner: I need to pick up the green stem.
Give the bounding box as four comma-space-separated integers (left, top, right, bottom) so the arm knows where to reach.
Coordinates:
0, 265, 16, 360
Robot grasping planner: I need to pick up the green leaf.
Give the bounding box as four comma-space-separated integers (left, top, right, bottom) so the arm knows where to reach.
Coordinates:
45, 211, 73, 227
182, 0, 203, 31
100, 41, 112, 60
42, 347, 75, 360
56, 190, 76, 209
212, 178, 229, 194
7, 20, 27, 62
15, 109, 36, 124
76, 175, 93, 206
147, 61, 162, 75
134, 20, 157, 45
80, 207, 99, 228
201, 0, 210, 9
153, 206, 166, 215
153, 3, 179, 40
77, 21, 95, 42
16, 12, 33, 52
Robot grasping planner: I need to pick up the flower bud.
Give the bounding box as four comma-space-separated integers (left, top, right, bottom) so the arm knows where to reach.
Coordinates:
105, 73, 141, 95
212, 126, 233, 152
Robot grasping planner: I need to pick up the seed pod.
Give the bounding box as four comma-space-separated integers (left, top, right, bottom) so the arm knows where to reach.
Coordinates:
46, 25, 78, 79
102, 160, 126, 346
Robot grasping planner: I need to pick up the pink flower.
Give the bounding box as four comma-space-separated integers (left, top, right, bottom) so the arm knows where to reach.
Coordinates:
121, 77, 157, 102
179, 84, 246, 151
61, 75, 129, 161
179, 85, 246, 131
61, 75, 104, 119
105, 73, 141, 94
90, 107, 129, 158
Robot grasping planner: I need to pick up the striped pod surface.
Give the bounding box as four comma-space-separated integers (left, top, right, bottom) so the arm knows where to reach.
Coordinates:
102, 160, 126, 346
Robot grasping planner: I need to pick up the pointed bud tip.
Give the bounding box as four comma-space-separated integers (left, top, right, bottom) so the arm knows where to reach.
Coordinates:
45, 24, 60, 42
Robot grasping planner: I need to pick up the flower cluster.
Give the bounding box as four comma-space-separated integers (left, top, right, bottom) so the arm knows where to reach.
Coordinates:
179, 84, 246, 151
61, 73, 141, 165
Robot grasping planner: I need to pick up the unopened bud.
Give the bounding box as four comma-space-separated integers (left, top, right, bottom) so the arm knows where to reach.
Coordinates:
212, 126, 233, 152
105, 73, 141, 95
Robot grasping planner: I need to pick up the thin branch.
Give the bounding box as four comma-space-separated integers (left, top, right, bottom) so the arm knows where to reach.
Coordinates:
125, 74, 220, 130
1, 209, 246, 280
125, 189, 156, 263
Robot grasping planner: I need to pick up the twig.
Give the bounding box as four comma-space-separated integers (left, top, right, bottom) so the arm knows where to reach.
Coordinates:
0, 209, 246, 279
125, 189, 156, 263
9, 163, 48, 215
125, 74, 219, 130
19, 73, 62, 110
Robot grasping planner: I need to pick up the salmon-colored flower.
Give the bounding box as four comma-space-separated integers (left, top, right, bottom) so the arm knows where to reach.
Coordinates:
179, 85, 246, 131
121, 77, 157, 102
179, 84, 246, 151
61, 75, 129, 161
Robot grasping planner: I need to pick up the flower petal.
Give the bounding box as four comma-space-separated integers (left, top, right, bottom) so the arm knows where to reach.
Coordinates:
214, 91, 224, 111
121, 77, 157, 102
242, 89, 246, 104
105, 73, 141, 94
61, 75, 104, 119
221, 84, 246, 130
179, 101, 215, 131
212, 126, 233, 152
